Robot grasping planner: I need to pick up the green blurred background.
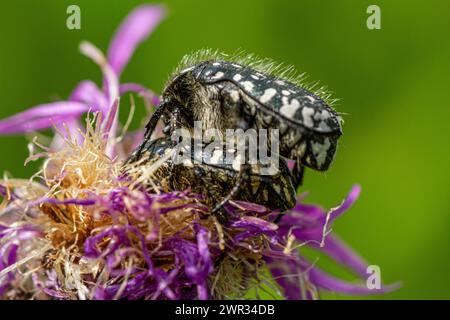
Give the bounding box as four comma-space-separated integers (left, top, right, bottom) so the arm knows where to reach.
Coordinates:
1, 0, 449, 299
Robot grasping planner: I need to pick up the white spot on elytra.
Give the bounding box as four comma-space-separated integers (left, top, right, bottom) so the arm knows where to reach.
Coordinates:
251, 74, 259, 80
233, 74, 242, 81
312, 138, 331, 167
210, 71, 224, 80
280, 98, 301, 118
213, 62, 221, 66
314, 110, 331, 121
318, 121, 331, 131
306, 96, 316, 103
282, 90, 291, 96
301, 107, 315, 127
260, 88, 277, 103
241, 81, 254, 91
275, 80, 285, 85
232, 63, 242, 68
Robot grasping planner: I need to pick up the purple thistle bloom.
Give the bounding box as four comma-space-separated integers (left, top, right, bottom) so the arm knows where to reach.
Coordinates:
0, 183, 397, 299
0, 5, 398, 300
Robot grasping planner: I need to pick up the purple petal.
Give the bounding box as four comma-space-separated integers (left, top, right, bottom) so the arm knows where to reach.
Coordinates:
120, 83, 160, 106
231, 216, 278, 232
264, 250, 312, 300
50, 82, 101, 146
79, 41, 119, 117
329, 184, 361, 222
310, 234, 369, 278
231, 216, 280, 244
39, 286, 71, 299
0, 184, 19, 201
84, 225, 153, 271
278, 185, 362, 244
0, 101, 90, 135
0, 225, 43, 295
0, 184, 10, 198
100, 98, 119, 157
308, 265, 400, 295
287, 159, 295, 170
166, 226, 213, 299
69, 80, 108, 108
152, 268, 177, 300
107, 5, 166, 77
195, 227, 212, 300
102, 98, 119, 140
0, 115, 74, 135
278, 204, 327, 243
229, 200, 270, 214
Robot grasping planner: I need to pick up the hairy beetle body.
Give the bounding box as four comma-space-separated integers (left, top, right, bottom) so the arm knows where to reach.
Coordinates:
157, 58, 342, 175
128, 51, 343, 219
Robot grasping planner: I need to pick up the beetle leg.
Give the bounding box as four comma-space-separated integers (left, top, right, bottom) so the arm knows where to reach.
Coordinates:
145, 99, 170, 139
210, 164, 250, 224
131, 100, 169, 161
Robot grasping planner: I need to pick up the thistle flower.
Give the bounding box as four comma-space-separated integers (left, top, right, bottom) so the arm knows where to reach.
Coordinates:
0, 4, 397, 300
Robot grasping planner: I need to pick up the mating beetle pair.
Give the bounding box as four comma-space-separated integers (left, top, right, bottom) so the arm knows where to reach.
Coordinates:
125, 50, 342, 221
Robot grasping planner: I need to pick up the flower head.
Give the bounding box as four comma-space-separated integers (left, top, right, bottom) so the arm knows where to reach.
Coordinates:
0, 5, 397, 300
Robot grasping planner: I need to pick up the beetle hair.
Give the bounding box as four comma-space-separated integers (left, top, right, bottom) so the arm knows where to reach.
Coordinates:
168, 48, 339, 107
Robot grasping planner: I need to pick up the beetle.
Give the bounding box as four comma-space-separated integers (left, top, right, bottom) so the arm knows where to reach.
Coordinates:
125, 136, 296, 223
137, 50, 343, 190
